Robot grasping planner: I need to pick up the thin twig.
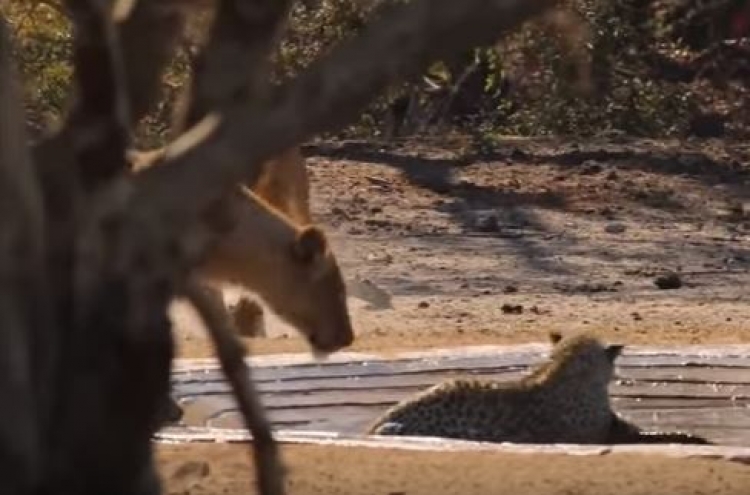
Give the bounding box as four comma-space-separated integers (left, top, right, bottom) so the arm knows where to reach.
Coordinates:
182, 280, 285, 495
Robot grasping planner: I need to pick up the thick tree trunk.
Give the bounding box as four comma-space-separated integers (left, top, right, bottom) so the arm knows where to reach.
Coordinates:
0, 0, 562, 494
0, 16, 44, 495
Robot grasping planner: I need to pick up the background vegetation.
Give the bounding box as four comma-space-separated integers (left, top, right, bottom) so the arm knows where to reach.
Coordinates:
5, 0, 749, 147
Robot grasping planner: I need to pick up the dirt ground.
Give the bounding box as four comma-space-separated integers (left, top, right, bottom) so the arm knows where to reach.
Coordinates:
158, 443, 750, 495
160, 137, 750, 494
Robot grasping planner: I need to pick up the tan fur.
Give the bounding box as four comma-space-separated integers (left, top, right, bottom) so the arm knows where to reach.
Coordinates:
366, 331, 623, 444
230, 296, 266, 338
127, 147, 353, 354
252, 147, 313, 224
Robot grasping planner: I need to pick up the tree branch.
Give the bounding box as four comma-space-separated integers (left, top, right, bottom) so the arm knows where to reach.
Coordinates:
177, 0, 295, 130
131, 0, 560, 231
116, 0, 186, 126
63, 0, 132, 189
182, 280, 285, 495
34, 0, 186, 182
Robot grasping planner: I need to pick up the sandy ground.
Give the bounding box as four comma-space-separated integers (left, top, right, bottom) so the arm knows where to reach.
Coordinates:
158, 443, 750, 495
159, 137, 750, 494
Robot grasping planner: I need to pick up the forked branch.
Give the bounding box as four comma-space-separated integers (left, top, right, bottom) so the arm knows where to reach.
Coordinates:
179, 0, 296, 130
35, 0, 186, 180
131, 0, 561, 233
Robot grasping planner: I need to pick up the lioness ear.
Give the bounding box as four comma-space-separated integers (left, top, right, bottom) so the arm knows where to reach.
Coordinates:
548, 331, 563, 345
605, 344, 625, 362
292, 226, 327, 263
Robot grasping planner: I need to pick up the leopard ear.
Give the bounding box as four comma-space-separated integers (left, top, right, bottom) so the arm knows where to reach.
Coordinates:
605, 344, 625, 362
548, 331, 563, 345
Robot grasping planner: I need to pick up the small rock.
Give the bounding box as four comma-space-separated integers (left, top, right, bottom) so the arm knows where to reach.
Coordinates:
496, 229, 525, 239
473, 212, 500, 233
580, 160, 603, 175
365, 175, 391, 187
605, 223, 627, 234
418, 301, 430, 309
553, 282, 617, 294
510, 148, 527, 160
171, 461, 210, 481
436, 198, 469, 213
631, 312, 643, 321
364, 218, 391, 228
366, 252, 394, 264
501, 303, 524, 315
503, 284, 519, 294
688, 112, 726, 138
606, 170, 619, 181
654, 272, 682, 290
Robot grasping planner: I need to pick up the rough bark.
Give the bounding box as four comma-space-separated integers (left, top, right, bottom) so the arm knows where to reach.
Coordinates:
63, 0, 132, 189
0, 16, 45, 495
177, 0, 296, 130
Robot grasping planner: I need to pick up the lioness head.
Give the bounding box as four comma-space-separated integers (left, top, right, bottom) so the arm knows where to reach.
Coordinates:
272, 225, 354, 355
203, 190, 355, 355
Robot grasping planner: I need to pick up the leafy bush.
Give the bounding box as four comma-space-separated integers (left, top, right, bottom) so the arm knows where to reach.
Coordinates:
5, 1, 72, 137
4, 0, 748, 145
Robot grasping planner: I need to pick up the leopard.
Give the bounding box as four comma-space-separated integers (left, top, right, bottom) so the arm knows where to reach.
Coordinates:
366, 331, 711, 445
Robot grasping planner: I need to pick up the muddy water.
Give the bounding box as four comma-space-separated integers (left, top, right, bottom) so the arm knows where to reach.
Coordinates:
169, 345, 750, 446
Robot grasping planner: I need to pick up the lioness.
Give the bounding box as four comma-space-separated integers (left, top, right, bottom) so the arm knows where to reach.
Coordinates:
127, 147, 353, 354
